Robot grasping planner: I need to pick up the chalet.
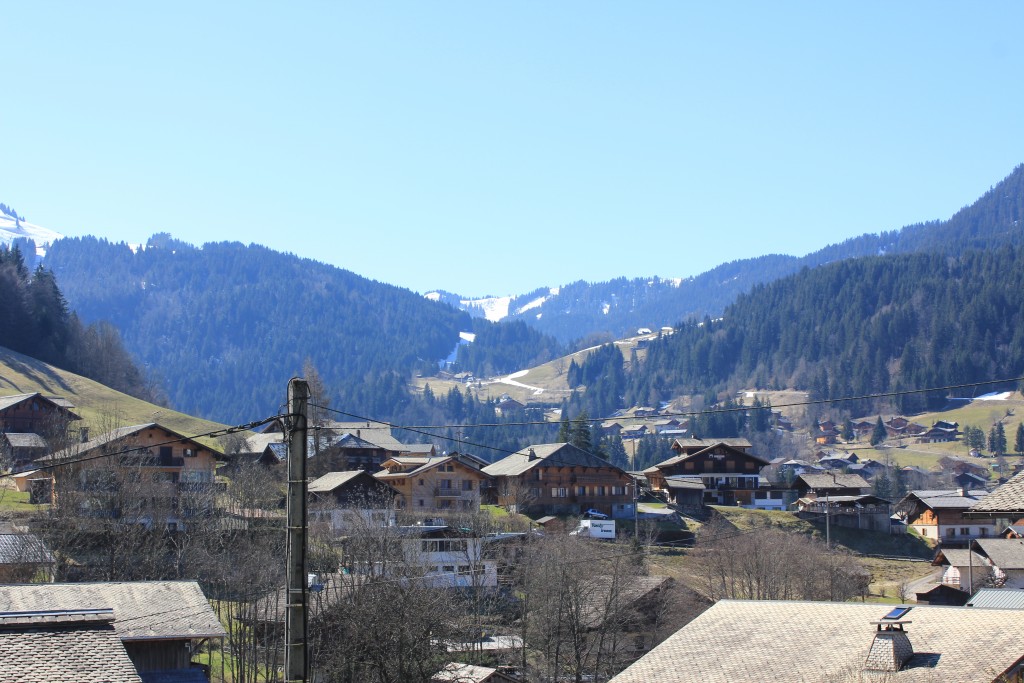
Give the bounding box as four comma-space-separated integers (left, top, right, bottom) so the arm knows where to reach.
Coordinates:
662, 475, 705, 510
494, 395, 525, 416
38, 423, 220, 530
0, 392, 81, 434
790, 473, 871, 500
230, 431, 286, 468
896, 489, 996, 543
973, 537, 1024, 589
933, 547, 991, 594
375, 453, 492, 513
920, 420, 959, 443
0, 431, 48, 471
915, 583, 969, 606
621, 424, 649, 439
308, 431, 398, 474
599, 421, 623, 437
938, 455, 988, 479
309, 470, 401, 532
608, 601, 1024, 683
483, 443, 634, 518
0, 580, 227, 681
793, 495, 892, 532
645, 441, 769, 507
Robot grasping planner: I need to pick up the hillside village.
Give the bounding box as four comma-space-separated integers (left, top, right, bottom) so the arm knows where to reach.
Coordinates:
2, 376, 1024, 682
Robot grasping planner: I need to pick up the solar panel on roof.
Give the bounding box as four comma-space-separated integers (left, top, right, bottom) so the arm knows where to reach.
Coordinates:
882, 606, 912, 620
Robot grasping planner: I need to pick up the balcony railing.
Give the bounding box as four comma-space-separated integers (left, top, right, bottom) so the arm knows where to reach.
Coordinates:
119, 453, 185, 468
434, 487, 465, 498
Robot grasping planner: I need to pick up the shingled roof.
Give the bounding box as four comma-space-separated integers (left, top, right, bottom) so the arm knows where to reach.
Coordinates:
967, 470, 1024, 517
0, 609, 142, 682
482, 443, 627, 478
609, 600, 1024, 682
0, 581, 226, 641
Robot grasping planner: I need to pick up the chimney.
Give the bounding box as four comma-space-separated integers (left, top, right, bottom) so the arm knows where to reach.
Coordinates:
528, 448, 537, 461
865, 608, 914, 672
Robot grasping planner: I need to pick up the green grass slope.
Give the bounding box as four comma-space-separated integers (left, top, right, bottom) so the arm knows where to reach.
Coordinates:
0, 345, 230, 450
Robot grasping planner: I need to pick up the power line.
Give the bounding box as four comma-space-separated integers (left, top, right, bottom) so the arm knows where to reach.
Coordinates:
307, 376, 1024, 458
0, 414, 287, 480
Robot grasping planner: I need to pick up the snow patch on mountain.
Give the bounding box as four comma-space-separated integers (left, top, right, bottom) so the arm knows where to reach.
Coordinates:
0, 212, 63, 257
424, 292, 442, 302
461, 296, 512, 322
515, 287, 561, 316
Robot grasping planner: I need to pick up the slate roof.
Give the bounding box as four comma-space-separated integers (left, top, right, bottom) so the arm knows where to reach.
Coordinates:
653, 441, 769, 471
0, 609, 142, 682
975, 538, 1024, 570
308, 470, 369, 493
482, 443, 627, 478
609, 600, 1024, 683
0, 533, 54, 565
0, 581, 226, 640
901, 489, 989, 511
967, 470, 1024, 516
327, 421, 407, 451
934, 548, 988, 568
966, 588, 1024, 609
1, 432, 48, 448
41, 423, 210, 463
794, 473, 871, 490
670, 437, 752, 451
663, 476, 705, 491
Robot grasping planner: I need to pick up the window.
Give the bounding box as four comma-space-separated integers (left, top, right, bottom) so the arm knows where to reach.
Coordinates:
462, 480, 474, 491
419, 479, 425, 486
577, 486, 586, 496
684, 461, 694, 471
946, 528, 956, 538
529, 487, 540, 498
597, 486, 606, 496
160, 446, 172, 459
458, 565, 471, 575
551, 487, 568, 498
418, 499, 425, 507
183, 448, 196, 457
422, 540, 468, 553
440, 479, 453, 489
980, 527, 989, 537
611, 486, 626, 496
961, 527, 969, 536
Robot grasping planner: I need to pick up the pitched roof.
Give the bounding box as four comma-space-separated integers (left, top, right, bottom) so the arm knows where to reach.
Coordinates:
43, 423, 209, 463
794, 473, 871, 490
0, 581, 226, 640
901, 489, 989, 510
654, 441, 768, 470
934, 548, 988, 568
967, 470, 1024, 517
975, 538, 1024, 570
432, 662, 503, 682
0, 392, 81, 420
663, 475, 705, 491
327, 421, 406, 451
609, 600, 1024, 683
308, 470, 370, 493
1, 432, 47, 448
0, 533, 54, 565
0, 609, 142, 683
482, 443, 627, 478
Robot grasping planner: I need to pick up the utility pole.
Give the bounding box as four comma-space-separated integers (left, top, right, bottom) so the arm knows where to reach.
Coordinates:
285, 378, 309, 683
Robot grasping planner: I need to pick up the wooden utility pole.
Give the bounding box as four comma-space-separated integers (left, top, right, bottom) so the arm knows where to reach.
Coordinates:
285, 378, 309, 683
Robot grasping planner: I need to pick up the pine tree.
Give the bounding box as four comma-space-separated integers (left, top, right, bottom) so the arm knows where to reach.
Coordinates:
570, 411, 593, 453
989, 422, 1007, 456
870, 417, 887, 446
1015, 423, 1024, 456
557, 412, 571, 443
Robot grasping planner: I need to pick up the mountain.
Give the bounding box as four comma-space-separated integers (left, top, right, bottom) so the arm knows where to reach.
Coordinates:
439, 165, 1024, 344
39, 236, 565, 425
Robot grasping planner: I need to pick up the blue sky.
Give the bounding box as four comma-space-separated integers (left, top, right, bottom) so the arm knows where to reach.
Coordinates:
2, 3, 1023, 296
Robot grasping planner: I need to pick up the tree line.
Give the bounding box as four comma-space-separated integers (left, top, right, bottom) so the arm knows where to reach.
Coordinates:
0, 245, 160, 402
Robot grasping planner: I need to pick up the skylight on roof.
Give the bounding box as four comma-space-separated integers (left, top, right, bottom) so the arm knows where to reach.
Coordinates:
882, 606, 912, 620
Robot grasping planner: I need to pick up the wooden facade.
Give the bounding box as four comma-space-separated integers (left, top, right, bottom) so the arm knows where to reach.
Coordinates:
647, 441, 767, 506
376, 455, 492, 513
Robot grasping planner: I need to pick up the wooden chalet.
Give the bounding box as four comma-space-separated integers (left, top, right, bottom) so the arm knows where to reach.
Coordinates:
645, 439, 767, 506
0, 392, 81, 434
375, 453, 492, 513
896, 489, 997, 544
483, 443, 634, 518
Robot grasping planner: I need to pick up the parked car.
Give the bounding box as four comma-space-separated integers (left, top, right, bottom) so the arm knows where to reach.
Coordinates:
583, 509, 609, 519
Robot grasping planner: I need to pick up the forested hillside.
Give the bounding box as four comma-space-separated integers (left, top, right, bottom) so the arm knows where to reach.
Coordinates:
497, 164, 1024, 345
0, 244, 157, 401
43, 236, 562, 424
612, 246, 1024, 417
